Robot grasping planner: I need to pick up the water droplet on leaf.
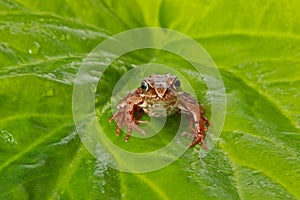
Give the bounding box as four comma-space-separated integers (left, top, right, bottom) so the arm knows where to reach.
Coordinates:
43, 88, 55, 97
0, 130, 18, 145
66, 33, 71, 40
60, 34, 66, 41
28, 41, 40, 55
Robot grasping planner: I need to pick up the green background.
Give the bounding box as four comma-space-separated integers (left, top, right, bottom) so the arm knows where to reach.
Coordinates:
0, 0, 299, 199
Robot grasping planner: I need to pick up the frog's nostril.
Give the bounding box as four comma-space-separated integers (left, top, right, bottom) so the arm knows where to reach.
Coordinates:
156, 88, 167, 99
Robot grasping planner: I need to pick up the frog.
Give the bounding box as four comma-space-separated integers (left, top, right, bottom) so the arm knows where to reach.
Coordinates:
109, 73, 210, 148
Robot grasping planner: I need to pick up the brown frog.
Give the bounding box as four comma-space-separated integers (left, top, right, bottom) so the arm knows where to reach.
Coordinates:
109, 73, 210, 148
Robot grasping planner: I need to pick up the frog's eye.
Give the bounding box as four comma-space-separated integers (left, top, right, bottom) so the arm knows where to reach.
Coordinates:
173, 79, 181, 89
141, 81, 149, 91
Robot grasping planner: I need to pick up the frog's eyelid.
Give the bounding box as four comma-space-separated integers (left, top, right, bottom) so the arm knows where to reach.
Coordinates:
145, 80, 155, 88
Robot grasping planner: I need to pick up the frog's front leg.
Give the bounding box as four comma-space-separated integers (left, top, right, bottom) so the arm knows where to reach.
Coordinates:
178, 93, 210, 148
109, 91, 146, 142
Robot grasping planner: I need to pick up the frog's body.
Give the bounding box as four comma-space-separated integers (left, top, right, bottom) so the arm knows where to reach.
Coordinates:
110, 73, 210, 148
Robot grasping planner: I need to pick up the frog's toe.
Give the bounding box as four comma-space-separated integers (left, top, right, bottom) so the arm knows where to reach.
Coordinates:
182, 132, 195, 138
123, 122, 146, 142
136, 120, 150, 125
125, 133, 130, 142
116, 125, 121, 136
133, 124, 146, 135
189, 135, 208, 150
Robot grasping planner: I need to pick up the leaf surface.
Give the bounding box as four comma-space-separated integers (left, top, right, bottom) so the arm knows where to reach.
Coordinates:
1, 0, 299, 199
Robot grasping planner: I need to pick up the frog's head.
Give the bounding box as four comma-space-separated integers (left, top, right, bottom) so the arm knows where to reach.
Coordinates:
140, 73, 181, 99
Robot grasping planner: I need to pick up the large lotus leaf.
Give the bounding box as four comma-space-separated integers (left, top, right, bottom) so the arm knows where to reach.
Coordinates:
0, 0, 299, 199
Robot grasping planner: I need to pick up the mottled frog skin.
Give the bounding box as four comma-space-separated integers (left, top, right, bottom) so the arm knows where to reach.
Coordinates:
110, 73, 210, 148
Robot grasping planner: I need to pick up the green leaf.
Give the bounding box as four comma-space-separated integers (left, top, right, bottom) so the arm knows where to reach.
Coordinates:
1, 0, 299, 199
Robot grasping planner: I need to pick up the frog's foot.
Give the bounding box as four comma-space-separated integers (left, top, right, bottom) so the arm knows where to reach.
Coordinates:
195, 121, 207, 147
184, 116, 210, 150
189, 134, 208, 150
182, 131, 208, 150
110, 111, 125, 136
110, 110, 147, 142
